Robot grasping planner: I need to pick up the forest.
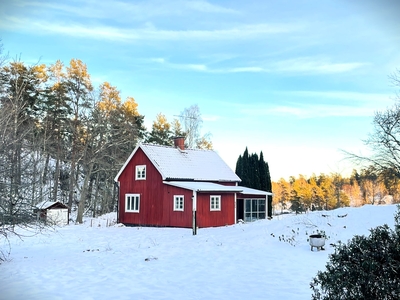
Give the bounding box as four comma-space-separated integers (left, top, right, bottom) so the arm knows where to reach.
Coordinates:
272, 167, 400, 214
0, 49, 210, 225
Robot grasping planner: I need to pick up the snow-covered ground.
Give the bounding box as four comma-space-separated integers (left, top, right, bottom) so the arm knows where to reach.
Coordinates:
1, 205, 397, 300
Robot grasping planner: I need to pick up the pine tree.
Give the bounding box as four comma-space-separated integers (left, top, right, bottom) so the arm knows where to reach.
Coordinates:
146, 113, 173, 146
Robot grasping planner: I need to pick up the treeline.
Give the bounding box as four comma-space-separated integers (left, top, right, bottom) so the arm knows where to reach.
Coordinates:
0, 51, 209, 224
272, 166, 400, 213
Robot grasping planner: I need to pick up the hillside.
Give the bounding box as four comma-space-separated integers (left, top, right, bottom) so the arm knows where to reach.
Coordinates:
1, 205, 397, 300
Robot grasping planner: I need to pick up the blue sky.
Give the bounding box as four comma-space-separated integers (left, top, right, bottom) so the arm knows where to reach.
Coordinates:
1, 0, 400, 180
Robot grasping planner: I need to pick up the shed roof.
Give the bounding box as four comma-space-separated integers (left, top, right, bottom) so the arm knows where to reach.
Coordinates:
35, 201, 68, 210
115, 143, 241, 182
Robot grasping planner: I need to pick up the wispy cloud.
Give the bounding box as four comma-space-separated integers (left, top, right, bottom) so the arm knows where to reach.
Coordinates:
235, 91, 392, 119
229, 67, 265, 73
149, 57, 366, 75
16, 0, 239, 20
272, 57, 367, 74
265, 104, 374, 118
150, 58, 266, 73
1, 13, 302, 42
239, 103, 372, 118
284, 90, 392, 103
184, 1, 238, 14
150, 58, 208, 71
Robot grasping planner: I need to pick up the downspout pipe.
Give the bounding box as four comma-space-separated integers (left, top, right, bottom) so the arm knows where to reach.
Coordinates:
192, 190, 197, 235
114, 181, 120, 224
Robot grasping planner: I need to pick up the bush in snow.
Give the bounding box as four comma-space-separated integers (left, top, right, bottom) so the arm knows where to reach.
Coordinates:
310, 206, 400, 300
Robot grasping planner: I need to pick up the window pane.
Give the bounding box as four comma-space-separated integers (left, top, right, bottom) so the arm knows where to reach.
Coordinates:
252, 199, 258, 211
127, 197, 131, 210
245, 199, 251, 212
245, 212, 251, 222
178, 197, 183, 209
134, 196, 139, 211
259, 213, 266, 219
259, 200, 266, 212
252, 212, 258, 220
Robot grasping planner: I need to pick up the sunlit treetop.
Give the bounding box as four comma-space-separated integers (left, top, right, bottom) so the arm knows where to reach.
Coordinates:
122, 96, 140, 117
32, 64, 48, 83
49, 60, 65, 83
152, 113, 170, 132
97, 82, 121, 113
66, 58, 93, 91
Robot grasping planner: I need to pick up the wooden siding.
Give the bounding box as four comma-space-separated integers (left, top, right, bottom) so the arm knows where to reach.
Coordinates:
196, 193, 235, 228
118, 147, 165, 226
162, 185, 193, 227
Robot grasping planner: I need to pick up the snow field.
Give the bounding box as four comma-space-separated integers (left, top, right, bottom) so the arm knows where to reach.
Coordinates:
0, 204, 397, 300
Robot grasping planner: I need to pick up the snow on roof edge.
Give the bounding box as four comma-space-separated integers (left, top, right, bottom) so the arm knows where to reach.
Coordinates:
164, 181, 243, 192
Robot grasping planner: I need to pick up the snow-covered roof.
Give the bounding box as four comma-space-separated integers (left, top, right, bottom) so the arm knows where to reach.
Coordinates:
35, 201, 68, 210
165, 182, 273, 197
239, 187, 273, 196
115, 143, 241, 182
164, 181, 244, 192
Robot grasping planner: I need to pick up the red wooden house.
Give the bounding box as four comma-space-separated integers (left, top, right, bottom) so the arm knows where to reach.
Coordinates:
114, 138, 272, 229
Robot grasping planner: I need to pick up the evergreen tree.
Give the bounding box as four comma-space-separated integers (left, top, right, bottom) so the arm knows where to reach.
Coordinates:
235, 147, 273, 217
311, 206, 400, 299
146, 113, 173, 146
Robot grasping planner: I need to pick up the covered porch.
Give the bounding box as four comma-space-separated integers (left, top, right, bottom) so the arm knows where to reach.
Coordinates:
236, 187, 273, 222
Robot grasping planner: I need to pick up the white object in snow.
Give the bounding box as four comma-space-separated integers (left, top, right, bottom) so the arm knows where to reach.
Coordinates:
309, 234, 325, 251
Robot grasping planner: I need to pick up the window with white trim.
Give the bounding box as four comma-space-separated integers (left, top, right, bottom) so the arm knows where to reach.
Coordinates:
135, 165, 146, 180
125, 194, 140, 212
210, 195, 221, 211
173, 195, 184, 211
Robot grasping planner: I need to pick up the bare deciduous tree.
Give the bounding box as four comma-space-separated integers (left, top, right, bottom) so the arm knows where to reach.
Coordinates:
179, 104, 212, 149
344, 69, 400, 177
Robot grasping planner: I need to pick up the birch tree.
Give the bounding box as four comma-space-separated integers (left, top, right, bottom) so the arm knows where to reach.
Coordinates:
65, 59, 93, 212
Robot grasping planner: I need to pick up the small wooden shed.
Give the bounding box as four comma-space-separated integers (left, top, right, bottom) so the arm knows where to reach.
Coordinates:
35, 201, 69, 226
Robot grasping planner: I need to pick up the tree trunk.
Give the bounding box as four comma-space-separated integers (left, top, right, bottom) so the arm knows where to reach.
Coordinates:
76, 162, 94, 224
68, 158, 75, 213
53, 156, 60, 202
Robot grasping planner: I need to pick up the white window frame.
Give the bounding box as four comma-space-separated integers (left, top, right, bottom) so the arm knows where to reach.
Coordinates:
210, 195, 221, 211
125, 194, 140, 213
173, 195, 184, 211
135, 165, 146, 180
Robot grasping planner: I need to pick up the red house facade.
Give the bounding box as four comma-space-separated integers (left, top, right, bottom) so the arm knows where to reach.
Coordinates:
114, 138, 272, 229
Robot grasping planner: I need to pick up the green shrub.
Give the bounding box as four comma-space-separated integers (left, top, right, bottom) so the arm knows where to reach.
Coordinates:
310, 206, 400, 300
